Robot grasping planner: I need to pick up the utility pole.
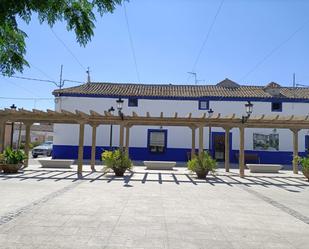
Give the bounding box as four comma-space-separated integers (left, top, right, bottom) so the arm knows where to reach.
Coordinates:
59, 64, 63, 89
293, 73, 296, 100
187, 72, 197, 85
86, 67, 91, 83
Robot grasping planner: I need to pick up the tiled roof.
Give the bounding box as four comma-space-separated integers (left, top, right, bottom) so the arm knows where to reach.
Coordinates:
53, 80, 309, 100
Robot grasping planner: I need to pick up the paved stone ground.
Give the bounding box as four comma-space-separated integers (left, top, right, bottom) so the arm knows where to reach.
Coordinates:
0, 157, 309, 249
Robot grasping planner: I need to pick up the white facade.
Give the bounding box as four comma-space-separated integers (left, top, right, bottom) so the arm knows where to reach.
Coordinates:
53, 95, 309, 164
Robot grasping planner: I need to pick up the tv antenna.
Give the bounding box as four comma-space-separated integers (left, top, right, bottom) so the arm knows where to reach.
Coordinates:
187, 72, 197, 85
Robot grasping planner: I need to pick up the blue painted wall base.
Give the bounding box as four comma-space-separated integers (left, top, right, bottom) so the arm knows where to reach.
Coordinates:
52, 145, 304, 164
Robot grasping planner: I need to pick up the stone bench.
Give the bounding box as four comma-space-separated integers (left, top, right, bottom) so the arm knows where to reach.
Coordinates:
143, 161, 176, 170
38, 159, 74, 169
246, 164, 283, 173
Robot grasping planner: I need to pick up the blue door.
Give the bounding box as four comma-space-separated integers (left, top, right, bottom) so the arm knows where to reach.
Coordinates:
305, 135, 309, 156
212, 132, 232, 162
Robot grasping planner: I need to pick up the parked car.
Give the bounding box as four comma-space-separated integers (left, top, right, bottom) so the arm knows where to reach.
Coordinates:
32, 141, 53, 158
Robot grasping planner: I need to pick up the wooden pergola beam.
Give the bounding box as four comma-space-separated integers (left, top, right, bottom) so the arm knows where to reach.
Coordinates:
104, 111, 111, 116
60, 110, 74, 116
2, 109, 309, 129
90, 110, 102, 117
32, 109, 45, 114
75, 110, 89, 118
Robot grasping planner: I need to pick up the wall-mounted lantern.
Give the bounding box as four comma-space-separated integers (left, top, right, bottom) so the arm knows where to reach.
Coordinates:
116, 97, 124, 120
242, 101, 253, 123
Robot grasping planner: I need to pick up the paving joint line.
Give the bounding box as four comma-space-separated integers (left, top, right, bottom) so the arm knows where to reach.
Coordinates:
0, 180, 83, 226
240, 186, 309, 225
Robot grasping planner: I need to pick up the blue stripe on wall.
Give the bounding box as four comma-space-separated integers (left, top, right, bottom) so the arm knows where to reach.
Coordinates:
52, 145, 304, 164
52, 145, 192, 161
52, 145, 109, 160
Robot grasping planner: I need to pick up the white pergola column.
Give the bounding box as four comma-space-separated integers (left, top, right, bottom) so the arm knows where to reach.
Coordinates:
119, 124, 124, 151
90, 124, 98, 171
191, 126, 196, 159
224, 127, 231, 172
239, 126, 245, 178
0, 120, 5, 153
291, 128, 300, 174
199, 126, 204, 155
77, 122, 85, 175
24, 122, 32, 167
125, 125, 130, 156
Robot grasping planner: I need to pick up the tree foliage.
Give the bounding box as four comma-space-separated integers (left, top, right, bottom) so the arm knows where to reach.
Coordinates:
0, 0, 124, 76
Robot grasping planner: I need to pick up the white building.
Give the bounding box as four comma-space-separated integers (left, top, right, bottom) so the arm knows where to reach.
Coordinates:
52, 79, 309, 164
12, 123, 53, 145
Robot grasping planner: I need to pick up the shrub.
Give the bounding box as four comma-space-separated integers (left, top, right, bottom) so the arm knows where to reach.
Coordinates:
102, 149, 132, 176
294, 156, 309, 181
299, 157, 309, 171
188, 152, 216, 179
3, 147, 27, 164
0, 153, 5, 164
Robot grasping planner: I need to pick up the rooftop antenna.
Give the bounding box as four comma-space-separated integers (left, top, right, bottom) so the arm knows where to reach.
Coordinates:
187, 71, 197, 85
86, 67, 91, 83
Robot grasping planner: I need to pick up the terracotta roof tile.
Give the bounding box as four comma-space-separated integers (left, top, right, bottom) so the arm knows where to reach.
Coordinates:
52, 82, 309, 100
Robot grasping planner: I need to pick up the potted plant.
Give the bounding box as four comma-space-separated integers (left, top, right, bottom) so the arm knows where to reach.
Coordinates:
187, 152, 216, 179
102, 149, 133, 177
0, 153, 5, 172
1, 147, 27, 174
295, 156, 309, 182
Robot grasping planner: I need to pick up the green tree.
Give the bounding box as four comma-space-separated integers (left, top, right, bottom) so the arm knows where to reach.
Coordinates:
0, 0, 124, 76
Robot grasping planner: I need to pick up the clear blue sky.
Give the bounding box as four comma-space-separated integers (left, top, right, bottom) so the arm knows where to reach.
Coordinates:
1, 0, 309, 110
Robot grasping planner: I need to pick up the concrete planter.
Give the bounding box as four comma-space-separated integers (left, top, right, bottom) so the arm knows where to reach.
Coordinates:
196, 170, 209, 179
113, 168, 126, 177
2, 164, 23, 174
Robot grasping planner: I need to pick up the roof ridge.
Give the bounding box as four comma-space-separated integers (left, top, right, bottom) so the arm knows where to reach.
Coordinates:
54, 82, 308, 89
89, 82, 218, 87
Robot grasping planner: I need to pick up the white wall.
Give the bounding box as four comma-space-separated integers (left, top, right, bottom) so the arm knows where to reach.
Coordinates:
54, 96, 309, 152
12, 130, 53, 143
